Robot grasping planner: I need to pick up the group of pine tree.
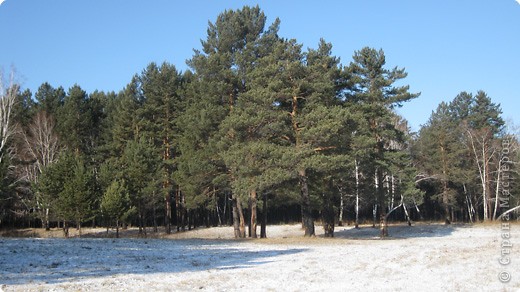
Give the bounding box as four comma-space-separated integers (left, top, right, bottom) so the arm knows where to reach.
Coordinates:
0, 6, 518, 238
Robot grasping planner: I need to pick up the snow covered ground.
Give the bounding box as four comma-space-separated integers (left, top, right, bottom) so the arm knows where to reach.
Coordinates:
1, 223, 519, 291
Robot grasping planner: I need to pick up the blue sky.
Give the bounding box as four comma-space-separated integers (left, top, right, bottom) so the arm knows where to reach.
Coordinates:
1, 0, 519, 131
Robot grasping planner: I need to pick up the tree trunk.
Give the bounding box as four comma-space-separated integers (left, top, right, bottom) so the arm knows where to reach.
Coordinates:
380, 213, 388, 238
138, 211, 147, 237
373, 168, 382, 228
187, 210, 192, 231
382, 198, 404, 237
223, 192, 229, 226
372, 204, 378, 228
467, 128, 491, 222
153, 204, 158, 233
176, 188, 181, 231
413, 198, 423, 220
466, 195, 474, 223
322, 195, 335, 238
45, 208, 50, 231
138, 211, 143, 234
164, 134, 172, 234
387, 174, 393, 211
439, 142, 453, 224
492, 155, 503, 220
299, 169, 315, 237
183, 197, 188, 231
403, 203, 412, 226
390, 175, 395, 210
247, 200, 251, 237
260, 193, 267, 238
63, 222, 69, 238
232, 194, 240, 238
165, 191, 171, 234
236, 196, 246, 238
338, 190, 344, 227
482, 147, 489, 221
116, 219, 120, 238
250, 190, 257, 238
443, 190, 451, 224
463, 184, 472, 223
355, 159, 360, 229
215, 189, 222, 226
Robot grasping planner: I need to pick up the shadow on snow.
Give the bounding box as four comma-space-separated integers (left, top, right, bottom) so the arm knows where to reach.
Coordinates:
332, 223, 459, 240
0, 238, 306, 286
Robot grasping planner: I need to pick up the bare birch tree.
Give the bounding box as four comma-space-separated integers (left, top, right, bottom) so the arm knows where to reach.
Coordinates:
16, 111, 60, 229
0, 69, 17, 166
465, 125, 498, 221
20, 111, 60, 177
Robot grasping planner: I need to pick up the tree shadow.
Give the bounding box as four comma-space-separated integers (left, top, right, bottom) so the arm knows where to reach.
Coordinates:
0, 238, 306, 286
332, 223, 458, 240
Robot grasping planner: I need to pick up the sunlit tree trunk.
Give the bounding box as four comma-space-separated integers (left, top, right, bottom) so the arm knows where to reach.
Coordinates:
464, 184, 475, 223
250, 189, 257, 238
338, 189, 344, 227
355, 159, 360, 229
466, 127, 495, 221
236, 196, 246, 238
492, 154, 503, 220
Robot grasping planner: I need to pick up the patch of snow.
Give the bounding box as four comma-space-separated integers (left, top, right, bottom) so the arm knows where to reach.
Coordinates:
0, 224, 518, 291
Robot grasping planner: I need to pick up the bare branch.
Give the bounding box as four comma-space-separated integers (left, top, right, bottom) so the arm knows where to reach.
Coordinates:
313, 146, 336, 152
497, 205, 520, 220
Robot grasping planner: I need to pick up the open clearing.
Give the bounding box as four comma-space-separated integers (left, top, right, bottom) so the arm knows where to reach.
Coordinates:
1, 223, 519, 291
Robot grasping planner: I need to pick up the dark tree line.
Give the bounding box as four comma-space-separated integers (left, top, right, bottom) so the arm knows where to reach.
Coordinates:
0, 6, 518, 238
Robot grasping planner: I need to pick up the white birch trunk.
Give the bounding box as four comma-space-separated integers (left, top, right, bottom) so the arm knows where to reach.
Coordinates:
373, 169, 379, 227
338, 190, 344, 225
492, 155, 503, 220
467, 128, 488, 221
463, 184, 474, 223
403, 202, 411, 226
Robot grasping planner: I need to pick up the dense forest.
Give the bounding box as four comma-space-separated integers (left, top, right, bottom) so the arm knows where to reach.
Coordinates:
0, 6, 518, 238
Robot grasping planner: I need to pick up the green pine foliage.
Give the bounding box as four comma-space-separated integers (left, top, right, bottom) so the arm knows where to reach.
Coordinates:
100, 179, 133, 237
37, 152, 95, 236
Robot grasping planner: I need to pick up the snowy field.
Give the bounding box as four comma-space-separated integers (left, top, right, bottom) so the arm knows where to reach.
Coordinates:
1, 223, 519, 291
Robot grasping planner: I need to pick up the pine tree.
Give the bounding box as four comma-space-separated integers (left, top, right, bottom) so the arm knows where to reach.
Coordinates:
119, 138, 161, 236
135, 62, 184, 234
178, 6, 281, 237
462, 91, 504, 221
56, 85, 93, 155
256, 38, 355, 237
57, 155, 95, 237
346, 47, 419, 235
38, 152, 94, 237
109, 79, 142, 156
214, 15, 287, 238
100, 179, 131, 238
34, 82, 65, 118
415, 102, 464, 224
12, 87, 35, 128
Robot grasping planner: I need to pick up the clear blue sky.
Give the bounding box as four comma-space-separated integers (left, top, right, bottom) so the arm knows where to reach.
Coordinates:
1, 0, 519, 131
